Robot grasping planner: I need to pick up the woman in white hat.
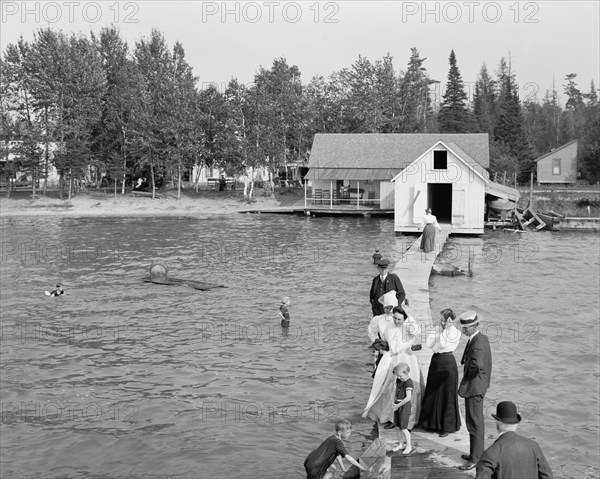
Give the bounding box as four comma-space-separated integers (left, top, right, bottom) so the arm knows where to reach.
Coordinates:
363, 302, 423, 430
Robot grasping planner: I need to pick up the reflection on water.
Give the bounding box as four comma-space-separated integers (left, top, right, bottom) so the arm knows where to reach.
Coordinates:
1, 215, 598, 478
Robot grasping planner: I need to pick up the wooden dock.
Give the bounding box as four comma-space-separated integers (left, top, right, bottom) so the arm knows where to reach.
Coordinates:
352, 225, 474, 478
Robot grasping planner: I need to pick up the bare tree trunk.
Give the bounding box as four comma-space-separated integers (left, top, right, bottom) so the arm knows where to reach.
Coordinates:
68, 168, 73, 200
43, 106, 49, 195
150, 154, 156, 199
32, 167, 37, 199
121, 127, 126, 195
177, 161, 181, 200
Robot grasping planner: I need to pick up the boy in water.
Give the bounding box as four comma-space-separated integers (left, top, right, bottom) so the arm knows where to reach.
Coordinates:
304, 419, 368, 479
392, 363, 413, 454
372, 249, 382, 264
279, 296, 291, 328
47, 283, 64, 297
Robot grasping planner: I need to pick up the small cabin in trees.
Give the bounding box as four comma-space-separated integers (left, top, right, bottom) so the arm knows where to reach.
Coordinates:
534, 140, 578, 184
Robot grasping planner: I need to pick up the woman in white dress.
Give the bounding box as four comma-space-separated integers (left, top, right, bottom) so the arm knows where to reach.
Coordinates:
363, 304, 424, 429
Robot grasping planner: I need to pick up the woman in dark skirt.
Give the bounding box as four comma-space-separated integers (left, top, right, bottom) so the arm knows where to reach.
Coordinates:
418, 308, 462, 436
420, 208, 441, 253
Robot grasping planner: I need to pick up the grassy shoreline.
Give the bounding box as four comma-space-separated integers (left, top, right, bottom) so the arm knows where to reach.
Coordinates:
1, 185, 598, 218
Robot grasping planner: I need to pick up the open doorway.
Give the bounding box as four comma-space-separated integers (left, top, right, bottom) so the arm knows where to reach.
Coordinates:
428, 183, 452, 223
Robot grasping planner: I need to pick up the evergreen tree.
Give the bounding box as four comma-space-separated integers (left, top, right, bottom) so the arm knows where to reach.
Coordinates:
438, 50, 474, 133
473, 63, 496, 135
494, 57, 530, 181
399, 48, 435, 133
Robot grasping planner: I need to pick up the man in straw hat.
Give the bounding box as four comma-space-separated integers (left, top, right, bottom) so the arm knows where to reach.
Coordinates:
457, 310, 492, 470
369, 259, 405, 317
475, 401, 553, 478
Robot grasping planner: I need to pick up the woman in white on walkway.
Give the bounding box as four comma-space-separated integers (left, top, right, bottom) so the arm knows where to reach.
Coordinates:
363, 304, 423, 429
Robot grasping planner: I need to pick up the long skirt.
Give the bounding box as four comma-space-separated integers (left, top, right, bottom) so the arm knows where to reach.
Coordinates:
418, 352, 461, 433
363, 351, 423, 429
420, 223, 436, 253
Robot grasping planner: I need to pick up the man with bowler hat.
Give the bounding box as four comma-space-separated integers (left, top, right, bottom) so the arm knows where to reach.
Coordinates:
476, 401, 553, 478
457, 310, 492, 470
369, 259, 405, 317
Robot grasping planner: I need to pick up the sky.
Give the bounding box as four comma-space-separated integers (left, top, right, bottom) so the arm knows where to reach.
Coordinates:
1, 0, 599, 105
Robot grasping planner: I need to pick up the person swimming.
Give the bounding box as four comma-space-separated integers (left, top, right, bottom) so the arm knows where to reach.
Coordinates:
45, 283, 64, 297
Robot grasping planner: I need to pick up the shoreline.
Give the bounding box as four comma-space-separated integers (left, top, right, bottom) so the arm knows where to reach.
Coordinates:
0, 191, 284, 219
2, 191, 599, 231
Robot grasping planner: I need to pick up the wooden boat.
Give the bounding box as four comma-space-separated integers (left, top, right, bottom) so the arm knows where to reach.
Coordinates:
521, 207, 546, 230
142, 277, 226, 290
487, 198, 516, 215
535, 210, 563, 230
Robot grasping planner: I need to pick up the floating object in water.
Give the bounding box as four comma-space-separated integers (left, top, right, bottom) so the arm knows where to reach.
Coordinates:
432, 263, 466, 277
143, 262, 226, 290
45, 283, 65, 297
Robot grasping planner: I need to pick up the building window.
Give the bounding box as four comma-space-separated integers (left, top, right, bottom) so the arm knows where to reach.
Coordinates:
552, 158, 561, 175
434, 150, 447, 169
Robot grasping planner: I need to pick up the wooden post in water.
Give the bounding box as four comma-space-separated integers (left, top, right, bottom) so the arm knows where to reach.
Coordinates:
503, 171, 507, 185
529, 171, 534, 208
468, 250, 474, 277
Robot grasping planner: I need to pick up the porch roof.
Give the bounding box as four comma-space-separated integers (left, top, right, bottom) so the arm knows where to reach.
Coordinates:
304, 168, 398, 181
485, 181, 521, 201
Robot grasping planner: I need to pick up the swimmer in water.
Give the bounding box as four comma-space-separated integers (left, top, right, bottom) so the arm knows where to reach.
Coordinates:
45, 283, 64, 297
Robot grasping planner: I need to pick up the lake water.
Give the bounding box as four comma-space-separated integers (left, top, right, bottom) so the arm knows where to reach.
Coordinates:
0, 214, 598, 479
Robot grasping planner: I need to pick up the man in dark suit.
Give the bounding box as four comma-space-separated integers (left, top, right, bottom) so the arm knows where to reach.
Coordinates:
476, 401, 553, 478
369, 259, 406, 316
458, 310, 492, 471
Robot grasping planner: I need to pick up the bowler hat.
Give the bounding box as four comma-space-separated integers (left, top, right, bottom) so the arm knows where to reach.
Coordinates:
459, 310, 480, 326
377, 259, 390, 267
492, 401, 522, 424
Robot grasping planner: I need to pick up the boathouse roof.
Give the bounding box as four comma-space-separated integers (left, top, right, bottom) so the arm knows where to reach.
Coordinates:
306, 133, 490, 174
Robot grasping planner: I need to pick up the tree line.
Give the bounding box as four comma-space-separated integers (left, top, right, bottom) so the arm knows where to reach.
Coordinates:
1, 27, 598, 200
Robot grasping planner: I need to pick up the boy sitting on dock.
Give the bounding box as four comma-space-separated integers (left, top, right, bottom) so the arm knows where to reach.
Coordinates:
304, 419, 369, 479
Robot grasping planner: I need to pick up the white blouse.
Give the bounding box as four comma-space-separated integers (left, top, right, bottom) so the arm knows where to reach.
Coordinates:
422, 213, 441, 229
425, 324, 461, 353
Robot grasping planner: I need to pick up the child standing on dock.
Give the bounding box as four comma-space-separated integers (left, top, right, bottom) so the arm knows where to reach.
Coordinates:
303, 419, 369, 479
392, 363, 413, 454
279, 296, 291, 328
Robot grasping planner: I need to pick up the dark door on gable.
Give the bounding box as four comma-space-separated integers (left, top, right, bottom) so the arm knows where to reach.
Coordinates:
428, 183, 452, 223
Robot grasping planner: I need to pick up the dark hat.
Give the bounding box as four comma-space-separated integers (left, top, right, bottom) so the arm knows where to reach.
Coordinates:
492, 401, 522, 424
459, 310, 480, 326
377, 259, 390, 267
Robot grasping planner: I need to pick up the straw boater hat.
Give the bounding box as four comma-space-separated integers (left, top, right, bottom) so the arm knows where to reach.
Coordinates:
379, 291, 398, 308
492, 401, 522, 424
459, 310, 480, 326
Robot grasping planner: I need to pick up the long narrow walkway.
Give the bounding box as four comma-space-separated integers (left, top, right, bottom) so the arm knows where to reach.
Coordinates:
369, 226, 473, 478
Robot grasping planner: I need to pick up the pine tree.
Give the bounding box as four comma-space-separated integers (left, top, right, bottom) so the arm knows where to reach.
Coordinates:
438, 50, 474, 133
494, 57, 530, 181
399, 48, 435, 133
473, 63, 496, 135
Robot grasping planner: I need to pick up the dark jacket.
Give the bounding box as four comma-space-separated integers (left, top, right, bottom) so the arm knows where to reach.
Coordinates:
369, 273, 406, 316
458, 332, 492, 398
476, 431, 553, 479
